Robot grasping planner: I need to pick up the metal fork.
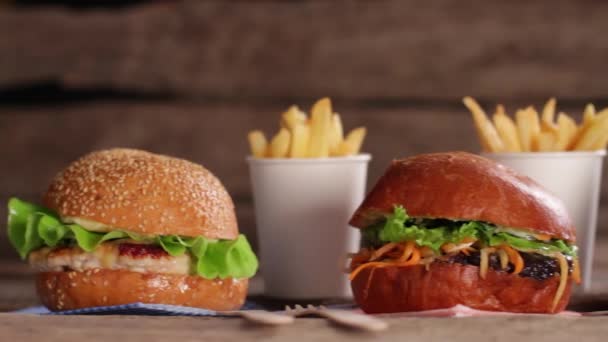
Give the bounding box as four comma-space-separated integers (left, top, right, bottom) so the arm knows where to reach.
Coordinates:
284, 304, 388, 332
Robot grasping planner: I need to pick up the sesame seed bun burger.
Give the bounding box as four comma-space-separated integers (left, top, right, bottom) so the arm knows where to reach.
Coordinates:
7, 148, 258, 311
348, 152, 579, 314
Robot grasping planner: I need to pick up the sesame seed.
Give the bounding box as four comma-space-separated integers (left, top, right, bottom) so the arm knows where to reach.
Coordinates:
42, 148, 235, 237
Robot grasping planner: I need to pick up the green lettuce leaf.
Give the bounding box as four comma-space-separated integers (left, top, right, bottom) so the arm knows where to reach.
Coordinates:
7, 198, 258, 279
488, 232, 576, 255
376, 206, 485, 252
37, 214, 68, 246
364, 205, 576, 256
157, 235, 187, 256
8, 198, 49, 259
71, 227, 130, 252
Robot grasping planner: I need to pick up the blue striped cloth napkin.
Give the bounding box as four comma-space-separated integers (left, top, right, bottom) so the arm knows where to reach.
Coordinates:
14, 301, 264, 316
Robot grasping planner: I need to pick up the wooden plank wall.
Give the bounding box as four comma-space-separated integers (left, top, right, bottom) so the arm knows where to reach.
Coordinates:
3, 0, 608, 101
1, 0, 608, 259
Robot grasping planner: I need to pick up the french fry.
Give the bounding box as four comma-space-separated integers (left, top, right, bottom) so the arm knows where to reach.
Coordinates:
281, 106, 307, 130
467, 97, 608, 152
571, 104, 598, 148
591, 132, 608, 150
583, 103, 596, 126
247, 130, 268, 158
270, 128, 291, 158
338, 127, 367, 156
289, 123, 310, 158
528, 107, 542, 151
249, 97, 366, 159
463, 97, 505, 152
515, 109, 530, 151
537, 131, 556, 151
553, 113, 578, 151
515, 107, 541, 152
308, 98, 333, 157
495, 104, 506, 116
574, 111, 608, 150
329, 113, 344, 156
493, 112, 522, 152
541, 98, 557, 133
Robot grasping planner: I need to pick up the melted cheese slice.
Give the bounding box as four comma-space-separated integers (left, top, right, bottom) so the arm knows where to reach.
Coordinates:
62, 217, 116, 233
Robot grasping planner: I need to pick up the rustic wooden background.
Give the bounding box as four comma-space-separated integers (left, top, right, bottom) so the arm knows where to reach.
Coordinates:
1, 0, 608, 263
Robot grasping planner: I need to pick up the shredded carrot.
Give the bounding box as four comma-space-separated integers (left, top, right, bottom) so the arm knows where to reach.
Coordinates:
351, 249, 371, 262
349, 246, 422, 281
419, 246, 434, 258
465, 247, 478, 256
497, 249, 509, 270
370, 242, 398, 261
402, 247, 421, 265
572, 257, 581, 284
385, 250, 403, 259
479, 247, 496, 279
441, 243, 456, 254
349, 262, 392, 280
348, 249, 372, 271
461, 248, 471, 256
552, 253, 569, 312
441, 240, 476, 255
502, 245, 524, 274
349, 238, 486, 282
398, 241, 414, 262
363, 267, 377, 302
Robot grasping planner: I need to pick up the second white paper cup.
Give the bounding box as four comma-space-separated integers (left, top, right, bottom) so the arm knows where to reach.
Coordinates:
248, 154, 371, 299
484, 151, 606, 292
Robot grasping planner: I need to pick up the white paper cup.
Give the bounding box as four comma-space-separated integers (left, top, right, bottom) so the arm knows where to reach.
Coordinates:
247, 154, 371, 299
483, 151, 606, 292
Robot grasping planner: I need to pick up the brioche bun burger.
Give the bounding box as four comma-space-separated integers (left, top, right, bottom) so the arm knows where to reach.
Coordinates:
8, 148, 258, 311
348, 152, 580, 314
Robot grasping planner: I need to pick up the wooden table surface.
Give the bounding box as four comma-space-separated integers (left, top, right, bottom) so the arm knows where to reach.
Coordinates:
1, 313, 607, 342
1, 239, 607, 340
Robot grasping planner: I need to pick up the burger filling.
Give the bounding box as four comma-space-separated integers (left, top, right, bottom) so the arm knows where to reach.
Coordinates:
8, 198, 258, 279
349, 206, 580, 311
446, 250, 572, 281
29, 243, 192, 275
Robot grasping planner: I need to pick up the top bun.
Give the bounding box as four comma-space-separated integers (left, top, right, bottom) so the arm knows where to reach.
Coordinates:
350, 152, 575, 242
43, 148, 238, 240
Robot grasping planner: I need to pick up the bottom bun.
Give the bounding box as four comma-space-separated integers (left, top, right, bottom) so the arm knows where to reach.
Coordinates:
37, 269, 248, 311
351, 261, 571, 314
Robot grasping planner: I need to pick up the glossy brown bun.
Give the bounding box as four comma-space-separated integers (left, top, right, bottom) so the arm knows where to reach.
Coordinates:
351, 262, 571, 314
43, 148, 238, 240
37, 269, 248, 311
350, 152, 575, 241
